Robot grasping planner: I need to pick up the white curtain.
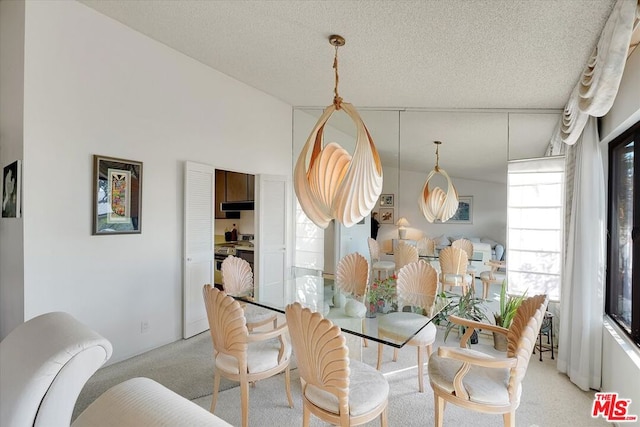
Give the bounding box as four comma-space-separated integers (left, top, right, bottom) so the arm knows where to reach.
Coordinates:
557, 118, 605, 391
551, 0, 638, 391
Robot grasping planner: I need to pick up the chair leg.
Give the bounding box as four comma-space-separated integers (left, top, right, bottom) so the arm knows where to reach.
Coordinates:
284, 366, 293, 408
417, 345, 425, 393
210, 370, 221, 412
393, 347, 399, 362
381, 406, 389, 427
377, 342, 384, 370
482, 280, 489, 299
427, 343, 433, 358
435, 394, 445, 427
303, 404, 311, 427
503, 411, 515, 427
241, 380, 249, 427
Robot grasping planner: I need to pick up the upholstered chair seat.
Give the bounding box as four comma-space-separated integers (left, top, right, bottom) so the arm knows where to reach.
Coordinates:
215, 338, 292, 375
304, 360, 389, 417
378, 312, 437, 346
428, 349, 515, 406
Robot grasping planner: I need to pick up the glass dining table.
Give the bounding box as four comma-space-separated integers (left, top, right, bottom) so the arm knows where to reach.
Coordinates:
235, 274, 449, 360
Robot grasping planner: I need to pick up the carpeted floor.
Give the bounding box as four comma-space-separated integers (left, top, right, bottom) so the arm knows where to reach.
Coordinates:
75, 324, 606, 426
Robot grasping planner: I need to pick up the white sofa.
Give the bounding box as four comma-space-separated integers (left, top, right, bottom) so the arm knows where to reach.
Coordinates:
0, 312, 230, 427
433, 235, 505, 275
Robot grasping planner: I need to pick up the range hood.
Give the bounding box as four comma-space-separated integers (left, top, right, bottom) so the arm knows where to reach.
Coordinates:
220, 201, 254, 211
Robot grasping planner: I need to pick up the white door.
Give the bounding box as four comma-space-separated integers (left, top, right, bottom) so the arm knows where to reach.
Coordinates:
255, 174, 290, 306
336, 216, 371, 263
183, 161, 215, 338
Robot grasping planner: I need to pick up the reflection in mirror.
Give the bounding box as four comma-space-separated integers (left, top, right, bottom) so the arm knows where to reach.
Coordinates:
399, 111, 508, 247
293, 109, 400, 275
292, 108, 556, 280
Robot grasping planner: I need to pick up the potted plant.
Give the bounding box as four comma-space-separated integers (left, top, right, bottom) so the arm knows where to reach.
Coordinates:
442, 287, 489, 345
492, 280, 526, 350
366, 275, 397, 317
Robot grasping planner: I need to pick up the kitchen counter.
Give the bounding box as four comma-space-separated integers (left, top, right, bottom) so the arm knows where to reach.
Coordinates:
234, 245, 254, 252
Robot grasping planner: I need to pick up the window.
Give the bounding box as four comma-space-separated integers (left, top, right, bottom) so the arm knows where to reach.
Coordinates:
507, 157, 565, 301
606, 121, 640, 347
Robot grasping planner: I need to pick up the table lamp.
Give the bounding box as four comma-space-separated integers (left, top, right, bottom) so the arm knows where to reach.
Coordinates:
396, 217, 410, 239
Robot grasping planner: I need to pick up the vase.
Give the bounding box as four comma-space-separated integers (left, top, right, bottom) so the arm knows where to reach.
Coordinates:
493, 331, 508, 351
366, 303, 377, 318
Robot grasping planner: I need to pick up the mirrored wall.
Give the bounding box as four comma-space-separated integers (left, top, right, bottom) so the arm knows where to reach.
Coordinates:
292, 108, 557, 273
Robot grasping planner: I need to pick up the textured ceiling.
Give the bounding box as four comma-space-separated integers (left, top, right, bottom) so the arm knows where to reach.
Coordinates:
79, 0, 616, 110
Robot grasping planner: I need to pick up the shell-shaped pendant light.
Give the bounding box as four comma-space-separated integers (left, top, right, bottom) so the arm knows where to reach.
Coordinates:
418, 141, 459, 223
294, 35, 383, 228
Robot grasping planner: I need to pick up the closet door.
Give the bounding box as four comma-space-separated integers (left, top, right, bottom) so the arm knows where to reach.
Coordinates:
183, 161, 215, 338
255, 174, 290, 305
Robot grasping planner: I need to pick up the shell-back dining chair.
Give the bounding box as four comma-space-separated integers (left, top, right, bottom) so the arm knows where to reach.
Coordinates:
335, 252, 370, 302
451, 238, 477, 277
202, 285, 293, 427
479, 260, 506, 299
428, 294, 549, 427
221, 255, 278, 331
438, 246, 473, 295
376, 261, 439, 392
394, 241, 418, 273
417, 237, 437, 257
368, 237, 395, 280
336, 252, 370, 346
285, 302, 389, 427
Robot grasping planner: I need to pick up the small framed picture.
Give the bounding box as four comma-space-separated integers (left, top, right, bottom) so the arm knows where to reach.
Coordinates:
93, 155, 143, 235
448, 196, 473, 224
380, 194, 394, 207
2, 160, 21, 218
379, 208, 394, 224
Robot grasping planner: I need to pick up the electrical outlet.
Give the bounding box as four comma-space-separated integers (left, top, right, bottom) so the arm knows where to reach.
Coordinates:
141, 321, 150, 333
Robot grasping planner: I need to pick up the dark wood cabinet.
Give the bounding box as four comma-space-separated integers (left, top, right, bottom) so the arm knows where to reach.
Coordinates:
226, 171, 249, 202
215, 170, 253, 219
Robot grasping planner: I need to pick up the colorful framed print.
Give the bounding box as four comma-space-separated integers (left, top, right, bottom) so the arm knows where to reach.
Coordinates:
93, 155, 143, 235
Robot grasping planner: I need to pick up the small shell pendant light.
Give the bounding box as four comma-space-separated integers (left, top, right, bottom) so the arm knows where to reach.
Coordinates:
418, 141, 459, 222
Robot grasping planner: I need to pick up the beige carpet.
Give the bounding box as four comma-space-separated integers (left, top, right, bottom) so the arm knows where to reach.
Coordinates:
191, 330, 606, 426
75, 310, 605, 426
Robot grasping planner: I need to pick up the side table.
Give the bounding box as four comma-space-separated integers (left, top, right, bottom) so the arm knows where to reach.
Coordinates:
533, 311, 554, 361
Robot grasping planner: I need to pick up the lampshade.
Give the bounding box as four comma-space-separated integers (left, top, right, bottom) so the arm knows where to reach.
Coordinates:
294, 35, 383, 229
418, 141, 459, 222
396, 217, 410, 227
396, 217, 410, 239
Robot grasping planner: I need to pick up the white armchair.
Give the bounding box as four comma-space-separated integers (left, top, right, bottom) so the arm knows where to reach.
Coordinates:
0, 311, 231, 427
0, 312, 112, 427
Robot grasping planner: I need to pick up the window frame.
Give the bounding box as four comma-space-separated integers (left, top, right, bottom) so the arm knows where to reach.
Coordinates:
606, 120, 640, 347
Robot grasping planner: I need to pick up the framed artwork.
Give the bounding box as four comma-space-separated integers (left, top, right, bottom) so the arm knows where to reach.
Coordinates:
379, 208, 394, 224
92, 155, 143, 235
448, 196, 473, 224
2, 160, 21, 218
380, 194, 394, 207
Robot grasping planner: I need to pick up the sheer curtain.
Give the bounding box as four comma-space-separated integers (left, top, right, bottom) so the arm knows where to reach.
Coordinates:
549, 0, 638, 391
557, 117, 605, 391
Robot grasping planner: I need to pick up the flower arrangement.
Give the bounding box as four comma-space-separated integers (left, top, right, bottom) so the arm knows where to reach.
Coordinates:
367, 275, 397, 313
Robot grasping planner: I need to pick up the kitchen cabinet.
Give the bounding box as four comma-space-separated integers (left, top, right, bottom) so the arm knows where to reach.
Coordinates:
215, 170, 254, 218
226, 172, 249, 202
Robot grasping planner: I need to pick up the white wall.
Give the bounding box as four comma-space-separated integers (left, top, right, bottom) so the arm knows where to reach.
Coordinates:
0, 0, 26, 338
18, 1, 292, 362
600, 45, 640, 407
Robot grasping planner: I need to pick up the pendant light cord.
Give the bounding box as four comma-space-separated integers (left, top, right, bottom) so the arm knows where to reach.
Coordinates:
333, 44, 343, 110
434, 141, 441, 172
